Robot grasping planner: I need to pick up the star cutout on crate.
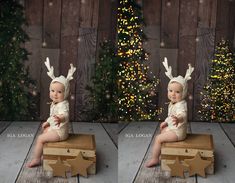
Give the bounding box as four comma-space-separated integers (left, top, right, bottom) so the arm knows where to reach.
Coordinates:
167, 157, 189, 178
66, 152, 93, 177
49, 157, 71, 178
184, 152, 211, 177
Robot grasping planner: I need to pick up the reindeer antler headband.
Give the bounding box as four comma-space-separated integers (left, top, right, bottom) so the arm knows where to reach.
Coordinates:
162, 57, 194, 99
45, 57, 76, 81
162, 57, 194, 82
44, 57, 76, 99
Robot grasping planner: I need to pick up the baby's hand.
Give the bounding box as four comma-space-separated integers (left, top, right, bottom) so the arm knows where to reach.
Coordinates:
53, 115, 61, 127
171, 115, 179, 127
160, 121, 167, 131
42, 121, 49, 129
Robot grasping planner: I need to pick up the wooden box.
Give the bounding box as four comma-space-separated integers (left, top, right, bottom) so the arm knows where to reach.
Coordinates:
161, 133, 214, 174
43, 134, 96, 174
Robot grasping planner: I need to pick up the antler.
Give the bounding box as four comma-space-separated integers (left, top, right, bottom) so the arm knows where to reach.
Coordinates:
44, 57, 55, 79
184, 64, 194, 81
162, 57, 173, 79
66, 64, 76, 81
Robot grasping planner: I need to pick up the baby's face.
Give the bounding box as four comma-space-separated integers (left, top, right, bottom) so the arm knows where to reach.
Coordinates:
50, 82, 65, 103
167, 82, 183, 103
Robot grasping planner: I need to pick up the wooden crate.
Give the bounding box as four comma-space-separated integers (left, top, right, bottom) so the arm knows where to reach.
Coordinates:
161, 133, 214, 174
43, 134, 96, 174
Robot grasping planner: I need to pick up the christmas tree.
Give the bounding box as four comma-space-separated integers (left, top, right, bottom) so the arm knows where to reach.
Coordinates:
199, 40, 235, 122
0, 0, 37, 120
117, 0, 161, 121
86, 40, 118, 122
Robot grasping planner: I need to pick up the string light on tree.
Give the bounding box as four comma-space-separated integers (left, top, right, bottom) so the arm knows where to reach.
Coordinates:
48, 1, 53, 6
199, 40, 235, 122
42, 41, 47, 47
160, 41, 165, 47
166, 1, 171, 7
117, 0, 162, 121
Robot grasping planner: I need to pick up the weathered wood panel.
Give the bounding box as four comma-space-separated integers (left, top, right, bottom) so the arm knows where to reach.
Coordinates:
60, 0, 80, 121
43, 0, 61, 48
24, 0, 43, 93
198, 0, 217, 28
61, 0, 80, 37
25, 26, 42, 91
25, 0, 43, 25
101, 123, 118, 147
79, 0, 99, 28
95, 0, 112, 61
118, 122, 157, 183
0, 121, 11, 134
73, 122, 118, 183
110, 0, 118, 43
193, 28, 215, 121
143, 25, 160, 83
0, 122, 40, 183
178, 0, 198, 121
161, 0, 179, 48
143, 0, 161, 25
191, 122, 235, 183
118, 122, 130, 133
97, 0, 112, 42
159, 49, 178, 120
40, 49, 60, 120
215, 0, 231, 45
228, 1, 235, 46
220, 123, 235, 146
75, 28, 97, 121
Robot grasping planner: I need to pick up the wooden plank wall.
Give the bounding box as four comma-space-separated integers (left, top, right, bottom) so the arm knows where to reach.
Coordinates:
142, 0, 235, 121
24, 0, 117, 121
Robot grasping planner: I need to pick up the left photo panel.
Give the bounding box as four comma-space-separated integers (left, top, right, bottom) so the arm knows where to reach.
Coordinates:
0, 0, 118, 182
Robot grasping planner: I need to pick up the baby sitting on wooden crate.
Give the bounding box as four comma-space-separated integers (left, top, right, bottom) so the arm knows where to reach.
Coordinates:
146, 57, 194, 167
27, 57, 76, 168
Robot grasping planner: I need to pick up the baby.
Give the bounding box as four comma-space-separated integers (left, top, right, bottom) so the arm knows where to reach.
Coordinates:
146, 57, 194, 167
27, 57, 76, 168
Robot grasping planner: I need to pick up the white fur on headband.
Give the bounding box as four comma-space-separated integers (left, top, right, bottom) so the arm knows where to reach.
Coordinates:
162, 57, 173, 79
44, 57, 55, 79
184, 64, 194, 81
66, 64, 76, 81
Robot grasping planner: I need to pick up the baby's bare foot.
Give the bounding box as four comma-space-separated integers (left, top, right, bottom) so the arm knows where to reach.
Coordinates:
27, 159, 41, 168
145, 158, 159, 168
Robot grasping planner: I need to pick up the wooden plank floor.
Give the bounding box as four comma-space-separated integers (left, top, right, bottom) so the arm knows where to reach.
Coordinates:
1, 121, 235, 183
0, 121, 117, 183
119, 122, 235, 183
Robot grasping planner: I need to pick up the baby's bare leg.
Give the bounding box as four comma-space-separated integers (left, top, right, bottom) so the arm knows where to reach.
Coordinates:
27, 130, 60, 168
145, 130, 178, 168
